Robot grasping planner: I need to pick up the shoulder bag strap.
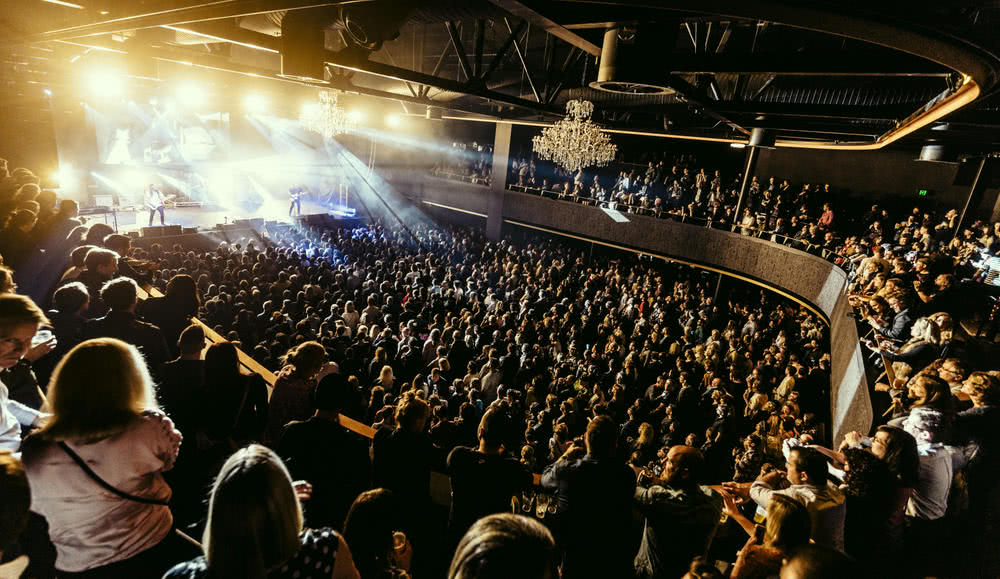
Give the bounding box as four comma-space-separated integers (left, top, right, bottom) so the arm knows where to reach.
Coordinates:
58, 441, 169, 506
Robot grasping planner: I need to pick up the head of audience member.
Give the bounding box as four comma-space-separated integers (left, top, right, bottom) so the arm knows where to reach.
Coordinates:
901, 407, 945, 446
786, 447, 829, 488
37, 338, 156, 441
201, 445, 303, 579
584, 415, 618, 460
906, 374, 951, 411
962, 371, 1000, 407
395, 391, 430, 434
100, 277, 139, 313
177, 323, 206, 359
343, 488, 408, 579
84, 223, 114, 246
52, 282, 89, 316
478, 408, 508, 453
102, 234, 131, 258
448, 513, 558, 579
165, 274, 200, 316
873, 425, 920, 489
204, 341, 240, 381
0, 452, 30, 558
764, 493, 812, 552
83, 248, 119, 280
279, 340, 327, 380
0, 265, 15, 294
314, 373, 350, 417
662, 445, 705, 490
0, 294, 48, 370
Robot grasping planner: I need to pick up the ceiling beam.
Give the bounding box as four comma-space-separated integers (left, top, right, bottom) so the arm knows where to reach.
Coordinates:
717, 101, 920, 120
7, 0, 374, 45
323, 48, 561, 116
666, 52, 952, 76
485, 0, 601, 56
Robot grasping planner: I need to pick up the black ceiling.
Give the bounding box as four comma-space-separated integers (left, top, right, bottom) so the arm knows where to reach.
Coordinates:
3, 0, 1000, 154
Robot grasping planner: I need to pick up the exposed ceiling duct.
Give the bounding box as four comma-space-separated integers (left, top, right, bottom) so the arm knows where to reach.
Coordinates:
590, 25, 675, 96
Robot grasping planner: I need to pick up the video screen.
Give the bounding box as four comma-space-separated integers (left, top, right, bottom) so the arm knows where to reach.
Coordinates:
93, 103, 230, 165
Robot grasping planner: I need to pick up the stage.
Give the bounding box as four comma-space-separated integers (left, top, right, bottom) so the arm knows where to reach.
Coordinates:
81, 198, 343, 234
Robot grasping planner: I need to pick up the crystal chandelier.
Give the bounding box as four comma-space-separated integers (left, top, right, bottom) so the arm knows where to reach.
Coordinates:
300, 89, 354, 140
532, 99, 617, 171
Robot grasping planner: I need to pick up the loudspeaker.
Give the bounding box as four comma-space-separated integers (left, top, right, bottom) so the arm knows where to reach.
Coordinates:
296, 213, 332, 226
234, 218, 265, 229
182, 227, 198, 235
141, 225, 183, 237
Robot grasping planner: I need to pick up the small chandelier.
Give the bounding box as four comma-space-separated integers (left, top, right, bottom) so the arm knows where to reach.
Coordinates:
300, 89, 355, 140
532, 99, 617, 171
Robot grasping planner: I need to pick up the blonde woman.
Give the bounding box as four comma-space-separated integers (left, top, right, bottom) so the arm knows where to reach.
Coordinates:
164, 445, 359, 579
265, 341, 331, 444
722, 492, 812, 579
375, 365, 395, 393
21, 338, 190, 577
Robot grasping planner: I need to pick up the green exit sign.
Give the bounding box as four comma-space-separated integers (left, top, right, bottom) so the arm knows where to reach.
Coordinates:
918, 189, 929, 196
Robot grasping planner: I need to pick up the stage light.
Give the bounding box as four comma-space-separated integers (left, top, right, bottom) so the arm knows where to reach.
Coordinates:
176, 82, 206, 108
385, 113, 402, 128
43, 88, 52, 97
53, 163, 74, 186
149, 97, 158, 106
87, 69, 122, 99
347, 110, 364, 123
730, 143, 747, 149
244, 93, 269, 113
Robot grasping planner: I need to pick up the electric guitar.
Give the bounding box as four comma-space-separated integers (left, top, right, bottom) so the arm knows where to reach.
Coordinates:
146, 192, 176, 211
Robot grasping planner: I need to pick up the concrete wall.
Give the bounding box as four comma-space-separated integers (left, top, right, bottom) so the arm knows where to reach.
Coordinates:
392, 172, 871, 443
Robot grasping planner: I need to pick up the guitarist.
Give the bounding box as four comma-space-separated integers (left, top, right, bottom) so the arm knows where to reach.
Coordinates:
289, 186, 303, 217
146, 184, 167, 226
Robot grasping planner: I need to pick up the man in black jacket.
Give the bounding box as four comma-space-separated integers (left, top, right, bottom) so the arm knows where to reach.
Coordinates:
541, 415, 636, 579
278, 373, 371, 530
83, 277, 170, 373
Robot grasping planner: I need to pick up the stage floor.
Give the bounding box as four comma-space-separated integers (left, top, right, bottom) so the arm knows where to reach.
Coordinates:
85, 199, 334, 234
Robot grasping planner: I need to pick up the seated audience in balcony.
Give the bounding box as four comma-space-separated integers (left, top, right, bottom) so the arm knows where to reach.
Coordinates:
163, 444, 359, 579
21, 338, 189, 577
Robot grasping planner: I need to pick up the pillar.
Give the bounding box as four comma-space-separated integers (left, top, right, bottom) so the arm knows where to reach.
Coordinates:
487, 122, 512, 240
731, 145, 760, 228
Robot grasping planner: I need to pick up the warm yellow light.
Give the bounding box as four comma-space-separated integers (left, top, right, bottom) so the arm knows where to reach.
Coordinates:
86, 69, 122, 98
176, 82, 206, 108
347, 110, 364, 123
385, 113, 402, 128
244, 93, 268, 113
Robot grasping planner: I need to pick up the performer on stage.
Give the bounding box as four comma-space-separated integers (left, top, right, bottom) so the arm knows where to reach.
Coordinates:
146, 184, 166, 226
289, 186, 303, 217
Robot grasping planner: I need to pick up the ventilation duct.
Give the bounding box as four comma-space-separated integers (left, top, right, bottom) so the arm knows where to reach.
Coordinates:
590, 25, 674, 96
916, 124, 958, 163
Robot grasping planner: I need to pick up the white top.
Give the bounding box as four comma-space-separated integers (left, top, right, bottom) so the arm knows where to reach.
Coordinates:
0, 379, 44, 453
21, 410, 181, 572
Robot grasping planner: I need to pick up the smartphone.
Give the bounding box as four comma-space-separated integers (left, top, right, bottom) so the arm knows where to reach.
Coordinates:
754, 524, 766, 543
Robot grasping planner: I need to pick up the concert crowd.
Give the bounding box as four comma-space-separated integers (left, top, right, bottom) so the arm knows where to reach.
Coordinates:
0, 153, 995, 579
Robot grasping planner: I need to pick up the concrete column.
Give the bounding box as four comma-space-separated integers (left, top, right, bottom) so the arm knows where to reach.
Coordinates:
732, 145, 760, 228
487, 122, 512, 240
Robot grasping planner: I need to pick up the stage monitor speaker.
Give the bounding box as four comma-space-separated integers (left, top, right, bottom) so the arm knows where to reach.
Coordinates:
182, 227, 198, 235
141, 225, 183, 238
234, 218, 265, 229
296, 213, 332, 227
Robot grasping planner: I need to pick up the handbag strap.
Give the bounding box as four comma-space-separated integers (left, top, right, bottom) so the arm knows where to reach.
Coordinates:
58, 442, 169, 506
